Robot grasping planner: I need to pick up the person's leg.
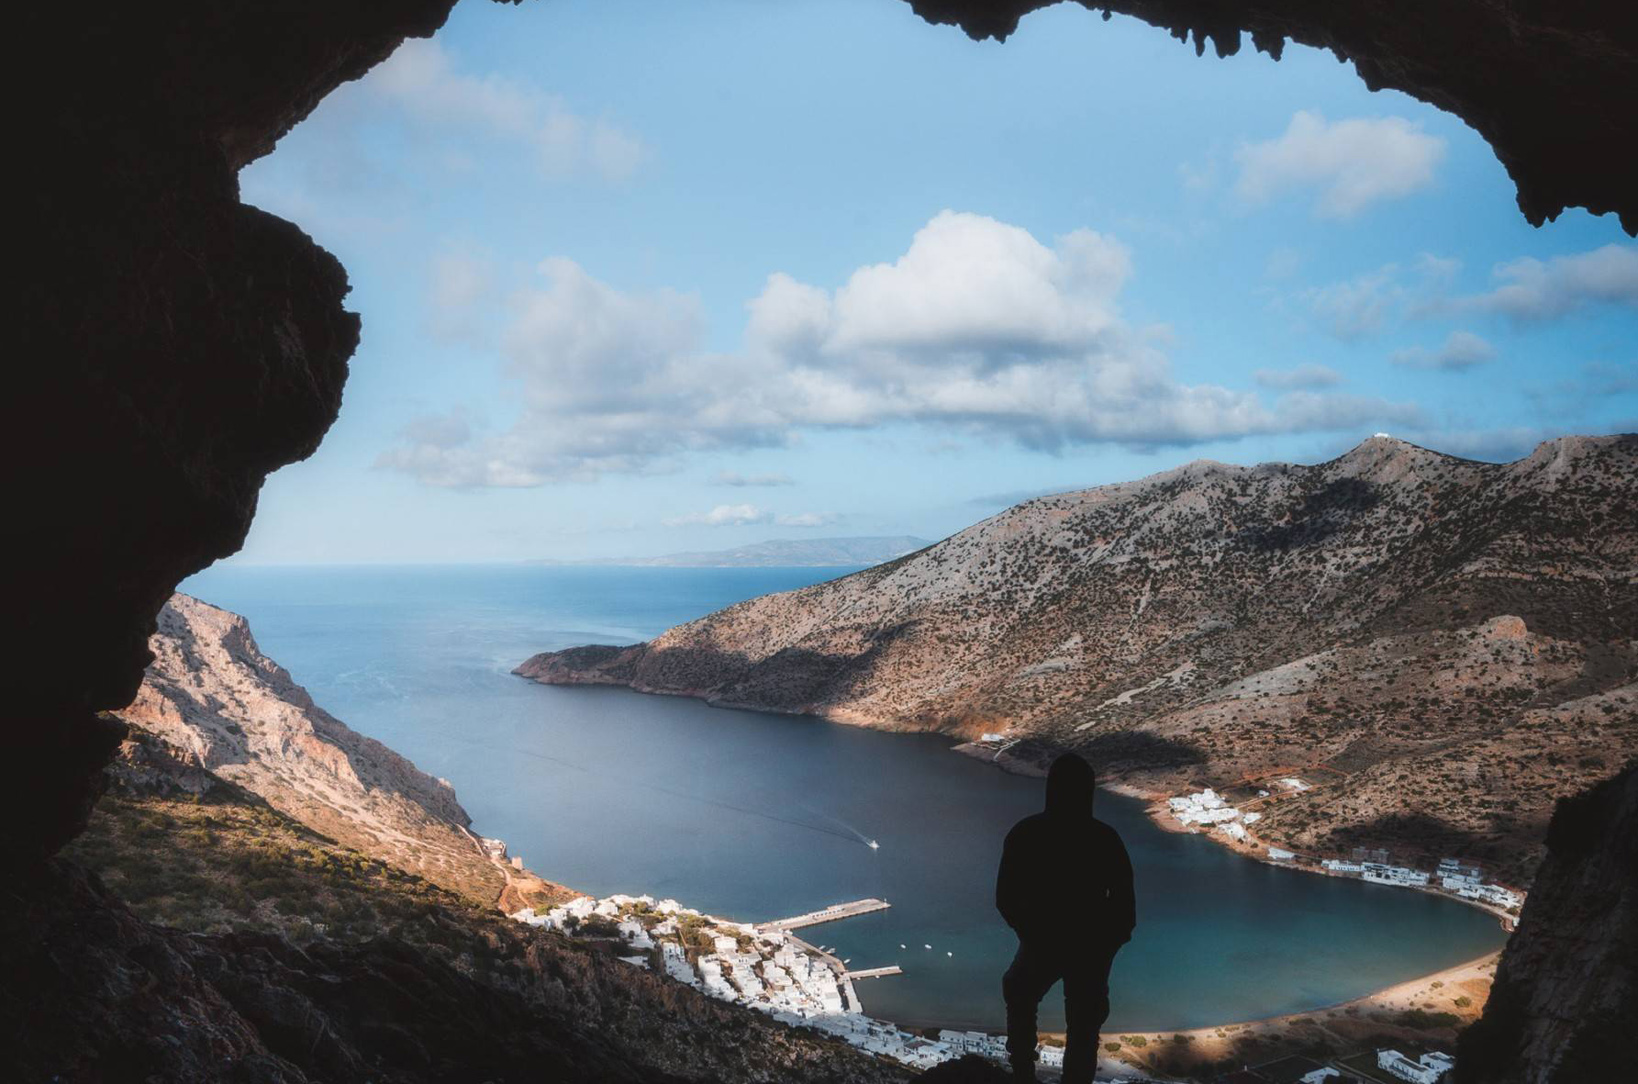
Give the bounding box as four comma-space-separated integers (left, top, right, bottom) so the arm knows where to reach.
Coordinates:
1060, 949, 1116, 1084
1003, 943, 1061, 1080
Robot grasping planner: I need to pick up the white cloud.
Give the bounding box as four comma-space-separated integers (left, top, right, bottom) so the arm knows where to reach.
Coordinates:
663, 504, 770, 528
661, 505, 836, 528
1453, 244, 1638, 321
1390, 330, 1496, 370
379, 212, 1422, 487
1300, 254, 1459, 339
369, 40, 645, 182
715, 471, 795, 487
1235, 111, 1445, 218
1296, 245, 1635, 347
1254, 364, 1343, 390
1302, 267, 1403, 340
772, 511, 839, 528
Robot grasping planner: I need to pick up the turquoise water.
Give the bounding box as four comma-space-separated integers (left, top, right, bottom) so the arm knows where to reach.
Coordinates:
180, 563, 1506, 1031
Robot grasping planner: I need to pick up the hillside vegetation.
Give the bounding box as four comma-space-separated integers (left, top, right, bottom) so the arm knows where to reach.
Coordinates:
520, 435, 1638, 884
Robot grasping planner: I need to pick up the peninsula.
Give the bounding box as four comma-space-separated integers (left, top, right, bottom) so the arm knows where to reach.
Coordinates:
516, 435, 1638, 889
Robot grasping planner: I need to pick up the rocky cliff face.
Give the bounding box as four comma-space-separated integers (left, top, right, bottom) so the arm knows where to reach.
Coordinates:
121, 594, 560, 908
522, 435, 1637, 881
1456, 763, 1637, 1083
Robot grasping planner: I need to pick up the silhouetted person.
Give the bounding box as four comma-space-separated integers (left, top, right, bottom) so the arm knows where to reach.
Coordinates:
996, 753, 1135, 1083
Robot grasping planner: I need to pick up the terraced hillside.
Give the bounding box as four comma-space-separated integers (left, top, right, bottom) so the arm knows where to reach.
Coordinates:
519, 435, 1638, 884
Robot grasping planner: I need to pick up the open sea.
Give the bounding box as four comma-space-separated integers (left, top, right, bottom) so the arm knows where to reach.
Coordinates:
180, 563, 1506, 1032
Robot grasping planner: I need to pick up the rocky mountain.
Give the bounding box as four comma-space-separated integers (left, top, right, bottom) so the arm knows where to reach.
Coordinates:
519, 435, 1638, 883
121, 593, 561, 910
543, 535, 934, 568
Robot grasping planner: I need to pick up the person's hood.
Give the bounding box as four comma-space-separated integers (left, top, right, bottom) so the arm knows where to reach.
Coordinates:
1044, 753, 1095, 819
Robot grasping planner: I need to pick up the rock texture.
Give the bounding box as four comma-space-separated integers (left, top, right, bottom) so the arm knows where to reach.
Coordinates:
13, 0, 464, 862
909, 1, 1638, 234
120, 593, 563, 909
8, 840, 903, 1084
1456, 764, 1637, 1083
522, 435, 1638, 882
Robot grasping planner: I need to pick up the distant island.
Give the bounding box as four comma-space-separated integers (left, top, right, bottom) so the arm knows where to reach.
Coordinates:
534, 535, 933, 569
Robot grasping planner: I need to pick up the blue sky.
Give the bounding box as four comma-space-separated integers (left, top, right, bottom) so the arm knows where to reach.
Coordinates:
232, 0, 1636, 564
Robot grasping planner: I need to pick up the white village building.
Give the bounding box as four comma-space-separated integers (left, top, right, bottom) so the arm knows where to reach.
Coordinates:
1378, 1049, 1455, 1084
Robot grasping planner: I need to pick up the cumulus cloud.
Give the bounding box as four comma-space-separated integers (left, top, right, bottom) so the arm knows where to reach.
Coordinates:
714, 471, 795, 487
1235, 111, 1445, 218
1451, 244, 1638, 321
661, 505, 836, 528
1390, 330, 1496, 371
1254, 364, 1344, 390
370, 40, 645, 181
379, 211, 1422, 487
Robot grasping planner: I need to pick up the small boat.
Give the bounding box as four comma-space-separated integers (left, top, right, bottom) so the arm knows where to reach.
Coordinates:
899, 944, 907, 950
867, 840, 880, 850
946, 951, 953, 957
923, 944, 932, 950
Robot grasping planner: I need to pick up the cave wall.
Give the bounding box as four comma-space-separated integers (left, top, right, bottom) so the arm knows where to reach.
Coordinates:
1457, 764, 1637, 1083
12, 0, 464, 860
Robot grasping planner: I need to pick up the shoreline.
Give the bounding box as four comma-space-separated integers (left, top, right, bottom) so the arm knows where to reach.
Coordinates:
856, 949, 1501, 1041
516, 671, 1515, 1034
528, 671, 1523, 930
1041, 950, 1500, 1040
1060, 951, 1501, 1080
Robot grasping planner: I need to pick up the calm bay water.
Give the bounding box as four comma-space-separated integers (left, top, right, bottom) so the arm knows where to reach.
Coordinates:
180, 563, 1505, 1031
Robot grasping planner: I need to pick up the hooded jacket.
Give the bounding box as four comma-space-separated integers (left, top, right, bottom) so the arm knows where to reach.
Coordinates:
995, 753, 1136, 951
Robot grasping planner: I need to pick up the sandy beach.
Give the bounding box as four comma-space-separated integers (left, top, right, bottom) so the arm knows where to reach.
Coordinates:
1069, 951, 1501, 1081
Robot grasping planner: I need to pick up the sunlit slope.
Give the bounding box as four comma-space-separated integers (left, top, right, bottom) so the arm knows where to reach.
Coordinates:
519, 435, 1637, 882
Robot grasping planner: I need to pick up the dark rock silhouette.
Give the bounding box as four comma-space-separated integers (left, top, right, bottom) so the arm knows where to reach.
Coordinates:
997, 754, 1135, 1082
1456, 762, 1638, 1083
14, 0, 463, 863
0, 856, 899, 1084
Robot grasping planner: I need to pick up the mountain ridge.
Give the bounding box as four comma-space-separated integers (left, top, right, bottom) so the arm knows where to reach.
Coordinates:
122, 593, 566, 911
518, 434, 1638, 884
